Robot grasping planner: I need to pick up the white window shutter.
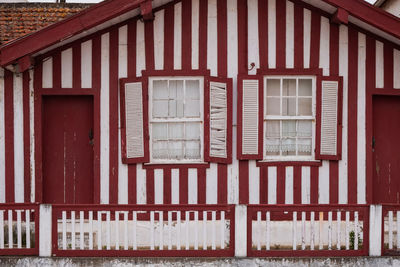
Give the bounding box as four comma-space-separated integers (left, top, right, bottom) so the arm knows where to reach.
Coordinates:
242, 79, 260, 156
209, 81, 228, 158
125, 82, 145, 159
320, 80, 339, 156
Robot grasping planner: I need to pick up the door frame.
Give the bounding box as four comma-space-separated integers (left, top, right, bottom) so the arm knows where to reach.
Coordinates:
368, 89, 400, 204
34, 87, 100, 204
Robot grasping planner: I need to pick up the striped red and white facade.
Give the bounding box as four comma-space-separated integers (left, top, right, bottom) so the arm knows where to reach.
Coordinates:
0, 0, 400, 207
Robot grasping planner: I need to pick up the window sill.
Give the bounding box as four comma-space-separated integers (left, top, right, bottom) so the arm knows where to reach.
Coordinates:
256, 160, 322, 167
143, 162, 210, 169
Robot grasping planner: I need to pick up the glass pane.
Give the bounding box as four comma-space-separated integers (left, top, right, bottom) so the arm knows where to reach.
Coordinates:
282, 97, 296, 116
297, 121, 312, 137
168, 100, 177, 117
185, 100, 200, 117
266, 97, 280, 115
153, 80, 168, 99
186, 80, 200, 99
169, 80, 184, 99
186, 122, 200, 140
282, 79, 296, 96
185, 141, 201, 159
281, 138, 296, 156
299, 79, 312, 96
265, 121, 280, 138
169, 141, 184, 159
298, 98, 312, 116
152, 123, 168, 140
153, 100, 168, 118
176, 100, 184, 117
168, 123, 184, 140
265, 138, 280, 156
282, 121, 296, 137
298, 138, 312, 156
152, 141, 168, 159
266, 79, 280, 96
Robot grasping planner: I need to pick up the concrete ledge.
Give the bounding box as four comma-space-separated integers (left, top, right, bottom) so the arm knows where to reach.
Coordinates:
1, 257, 400, 267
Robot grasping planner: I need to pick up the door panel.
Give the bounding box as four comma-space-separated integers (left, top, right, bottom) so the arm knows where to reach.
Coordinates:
373, 95, 400, 204
42, 95, 94, 204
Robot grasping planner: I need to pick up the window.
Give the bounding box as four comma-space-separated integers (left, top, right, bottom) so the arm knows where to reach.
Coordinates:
149, 77, 204, 163
264, 76, 316, 160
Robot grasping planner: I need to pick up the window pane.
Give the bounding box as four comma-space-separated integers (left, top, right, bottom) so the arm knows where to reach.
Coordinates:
168, 123, 184, 140
185, 100, 200, 117
153, 100, 168, 118
169, 141, 184, 159
153, 80, 168, 99
185, 141, 201, 159
265, 121, 280, 138
266, 97, 280, 115
282, 97, 296, 116
169, 80, 184, 98
152, 123, 168, 140
265, 138, 280, 156
186, 80, 200, 99
282, 79, 296, 96
298, 138, 312, 155
186, 122, 200, 140
299, 79, 312, 96
282, 120, 296, 137
297, 121, 312, 137
298, 98, 312, 116
281, 138, 296, 155
153, 141, 168, 159
267, 79, 280, 96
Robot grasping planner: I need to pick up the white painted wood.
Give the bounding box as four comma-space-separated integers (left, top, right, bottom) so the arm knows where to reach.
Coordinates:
89, 211, 93, 250
303, 8, 311, 69
192, 0, 200, 69
154, 10, 164, 70
292, 211, 297, 250
320, 80, 339, 156
106, 211, 111, 250
80, 211, 84, 249
16, 210, 21, 248
369, 205, 382, 256
97, 211, 102, 250
154, 169, 163, 204
358, 33, 366, 204
159, 211, 164, 250
188, 168, 198, 204
150, 211, 155, 250
397, 211, 400, 249
42, 57, 53, 88
345, 211, 350, 250
100, 33, 110, 204
285, 166, 294, 204
61, 48, 73, 88
171, 169, 179, 204
81, 40, 92, 88
328, 211, 332, 250
185, 211, 190, 250
136, 164, 146, 204
29, 69, 35, 203
318, 160, 329, 204
39, 205, 52, 257
174, 2, 182, 70
319, 212, 323, 250
132, 211, 137, 250
168, 211, 172, 250
249, 160, 260, 204
115, 211, 120, 250
210, 81, 228, 158
242, 79, 259, 155
310, 212, 315, 250
268, 0, 276, 68
268, 167, 277, 204
286, 1, 294, 68
228, 128, 239, 204
176, 211, 181, 250
301, 166, 310, 204
206, 163, 218, 204
71, 211, 76, 250
355, 211, 359, 250
123, 212, 128, 250
194, 211, 199, 250
203, 211, 207, 250
0, 211, 4, 249
389, 211, 393, 249
394, 49, 400, 89
257, 211, 261, 250
227, 0, 238, 122
13, 74, 24, 203
376, 41, 384, 88
136, 21, 146, 77
248, 0, 259, 75
319, 16, 330, 76
301, 212, 306, 250
266, 211, 270, 250
207, 0, 217, 76
62, 211, 67, 249
25, 210, 30, 248
337, 211, 341, 250
221, 211, 225, 249
212, 211, 216, 250
0, 70, 5, 203
235, 205, 247, 257
338, 25, 348, 204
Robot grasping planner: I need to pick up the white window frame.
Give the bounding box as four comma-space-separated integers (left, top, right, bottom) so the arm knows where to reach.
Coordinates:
263, 75, 317, 161
148, 76, 205, 164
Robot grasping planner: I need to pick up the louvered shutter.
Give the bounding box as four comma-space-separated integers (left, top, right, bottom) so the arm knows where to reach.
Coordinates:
237, 76, 263, 159
204, 77, 232, 164
316, 76, 343, 160
119, 78, 149, 163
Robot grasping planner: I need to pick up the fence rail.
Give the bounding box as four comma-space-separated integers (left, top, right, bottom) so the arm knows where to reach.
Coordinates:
0, 203, 39, 255
247, 205, 369, 257
382, 204, 400, 256
51, 204, 235, 257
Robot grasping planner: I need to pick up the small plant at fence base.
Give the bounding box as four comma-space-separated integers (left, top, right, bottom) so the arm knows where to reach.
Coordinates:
349, 229, 363, 250
3, 224, 35, 248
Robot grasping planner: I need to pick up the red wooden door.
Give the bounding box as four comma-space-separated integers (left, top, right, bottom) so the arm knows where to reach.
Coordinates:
42, 95, 94, 204
373, 95, 400, 204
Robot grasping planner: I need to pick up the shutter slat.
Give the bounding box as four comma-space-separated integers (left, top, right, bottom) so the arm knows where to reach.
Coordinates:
209, 81, 228, 158
242, 79, 259, 155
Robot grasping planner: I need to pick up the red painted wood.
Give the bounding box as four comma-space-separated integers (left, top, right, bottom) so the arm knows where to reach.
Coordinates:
4, 70, 14, 203
163, 167, 171, 204
42, 96, 94, 204
256, 161, 322, 167
199, 0, 208, 70
329, 161, 338, 204
293, 166, 301, 204
146, 169, 154, 204
72, 43, 81, 88
53, 52, 61, 88
23, 71, 31, 203
197, 167, 206, 204
239, 160, 249, 204
218, 164, 227, 204
259, 166, 268, 204
348, 27, 358, 204
34, 62, 43, 203
144, 20, 155, 71
384, 43, 394, 89
294, 3, 304, 69
128, 164, 137, 204
277, 166, 286, 204
179, 167, 188, 204
217, 0, 227, 77
310, 12, 321, 69
237, 0, 247, 74
258, 0, 268, 69
164, 4, 174, 71
310, 166, 319, 204
372, 95, 400, 204
181, 0, 192, 70
275, 0, 286, 69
